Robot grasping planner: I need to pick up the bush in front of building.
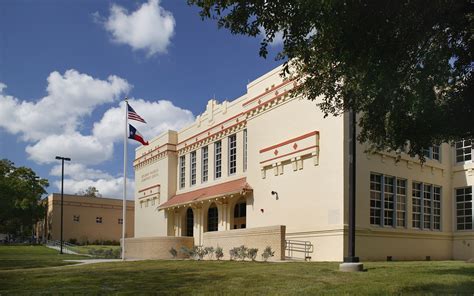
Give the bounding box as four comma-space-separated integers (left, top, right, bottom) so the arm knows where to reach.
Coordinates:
204, 246, 215, 260
169, 247, 178, 259
215, 247, 224, 260
87, 247, 121, 259
261, 246, 275, 262
247, 248, 258, 261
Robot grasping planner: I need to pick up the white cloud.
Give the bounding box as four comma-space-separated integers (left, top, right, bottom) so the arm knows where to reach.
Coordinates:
93, 98, 195, 143
101, 0, 175, 56
0, 70, 130, 141
50, 163, 113, 181
55, 177, 135, 199
26, 133, 113, 165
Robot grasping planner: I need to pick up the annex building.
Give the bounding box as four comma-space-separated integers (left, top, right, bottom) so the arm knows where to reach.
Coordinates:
126, 65, 473, 261
37, 193, 134, 244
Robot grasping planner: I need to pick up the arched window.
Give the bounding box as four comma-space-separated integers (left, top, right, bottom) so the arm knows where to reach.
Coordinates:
185, 208, 194, 237
207, 204, 218, 232
233, 200, 246, 229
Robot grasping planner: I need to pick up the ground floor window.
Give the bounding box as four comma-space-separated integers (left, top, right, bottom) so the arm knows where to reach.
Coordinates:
456, 187, 472, 230
207, 204, 218, 232
412, 181, 442, 230
186, 208, 194, 236
370, 173, 407, 227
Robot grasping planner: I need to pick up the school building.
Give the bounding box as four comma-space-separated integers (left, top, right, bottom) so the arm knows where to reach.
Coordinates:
125, 65, 473, 261
37, 193, 134, 244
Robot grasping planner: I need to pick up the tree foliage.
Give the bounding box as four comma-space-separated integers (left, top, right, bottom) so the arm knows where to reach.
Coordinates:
77, 186, 101, 198
189, 0, 473, 157
0, 159, 49, 236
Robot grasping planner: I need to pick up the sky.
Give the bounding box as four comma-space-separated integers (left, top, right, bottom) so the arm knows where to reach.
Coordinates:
0, 0, 284, 199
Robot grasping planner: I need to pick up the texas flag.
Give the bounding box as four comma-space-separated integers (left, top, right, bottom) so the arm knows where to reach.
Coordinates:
128, 124, 149, 146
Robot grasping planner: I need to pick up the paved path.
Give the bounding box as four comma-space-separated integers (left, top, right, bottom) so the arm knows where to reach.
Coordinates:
64, 259, 142, 266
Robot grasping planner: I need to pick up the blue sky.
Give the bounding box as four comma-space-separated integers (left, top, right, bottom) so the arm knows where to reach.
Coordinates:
0, 0, 283, 198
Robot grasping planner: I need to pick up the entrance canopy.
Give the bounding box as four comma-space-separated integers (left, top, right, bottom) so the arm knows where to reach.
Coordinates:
158, 177, 252, 210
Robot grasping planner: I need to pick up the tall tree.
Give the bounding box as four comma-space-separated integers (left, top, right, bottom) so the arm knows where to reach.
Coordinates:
77, 186, 102, 198
0, 159, 49, 237
189, 0, 473, 157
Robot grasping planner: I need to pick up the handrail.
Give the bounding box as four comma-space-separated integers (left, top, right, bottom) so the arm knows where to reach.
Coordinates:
286, 239, 314, 261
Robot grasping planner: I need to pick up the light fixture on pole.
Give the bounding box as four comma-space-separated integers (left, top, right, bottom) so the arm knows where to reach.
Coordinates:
55, 156, 71, 255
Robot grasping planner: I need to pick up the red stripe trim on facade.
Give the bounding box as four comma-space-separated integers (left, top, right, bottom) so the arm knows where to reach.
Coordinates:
242, 79, 294, 107
138, 184, 161, 193
260, 145, 318, 164
134, 149, 177, 167
259, 131, 319, 153
135, 143, 177, 162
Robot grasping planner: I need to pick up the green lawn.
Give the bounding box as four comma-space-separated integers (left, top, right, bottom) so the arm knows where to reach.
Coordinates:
0, 245, 88, 270
0, 246, 473, 295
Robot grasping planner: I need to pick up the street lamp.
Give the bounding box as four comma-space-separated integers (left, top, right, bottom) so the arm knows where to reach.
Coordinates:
55, 156, 71, 254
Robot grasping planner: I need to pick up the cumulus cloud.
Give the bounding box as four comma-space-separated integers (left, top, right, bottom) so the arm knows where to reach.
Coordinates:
100, 0, 175, 56
50, 163, 113, 181
55, 177, 135, 199
93, 98, 195, 143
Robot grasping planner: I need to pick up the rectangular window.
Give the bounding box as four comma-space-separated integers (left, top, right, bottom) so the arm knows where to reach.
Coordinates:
412, 181, 442, 230
202, 146, 208, 183
179, 155, 186, 189
396, 179, 407, 227
455, 140, 472, 163
370, 173, 382, 225
190, 151, 197, 186
423, 145, 441, 161
370, 173, 407, 228
456, 187, 472, 230
118, 218, 123, 225
214, 141, 222, 179
228, 134, 237, 175
96, 217, 102, 224
73, 215, 80, 223
243, 129, 248, 172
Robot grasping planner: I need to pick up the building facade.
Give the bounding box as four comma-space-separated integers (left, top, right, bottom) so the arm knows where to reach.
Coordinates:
37, 193, 134, 244
132, 65, 473, 261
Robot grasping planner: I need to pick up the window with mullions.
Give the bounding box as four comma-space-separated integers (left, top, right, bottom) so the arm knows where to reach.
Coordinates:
412, 181, 442, 230
423, 145, 441, 161
228, 134, 237, 175
190, 151, 196, 186
73, 215, 80, 223
96, 217, 102, 224
456, 187, 472, 230
243, 129, 248, 172
179, 155, 186, 189
455, 140, 472, 163
370, 173, 407, 227
202, 146, 209, 183
214, 141, 222, 179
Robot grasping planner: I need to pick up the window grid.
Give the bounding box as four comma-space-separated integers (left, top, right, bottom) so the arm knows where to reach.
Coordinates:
412, 181, 442, 230
455, 140, 472, 163
214, 141, 222, 179
412, 182, 422, 229
456, 187, 472, 230
243, 129, 248, 172
73, 215, 80, 223
96, 217, 102, 224
228, 134, 237, 175
190, 151, 196, 186
201, 146, 209, 183
118, 218, 123, 225
370, 174, 382, 225
433, 187, 441, 230
384, 176, 395, 226
396, 179, 407, 227
423, 184, 432, 229
179, 155, 185, 189
423, 145, 441, 161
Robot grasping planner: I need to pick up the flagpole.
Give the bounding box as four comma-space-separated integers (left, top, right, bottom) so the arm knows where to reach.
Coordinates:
122, 98, 128, 261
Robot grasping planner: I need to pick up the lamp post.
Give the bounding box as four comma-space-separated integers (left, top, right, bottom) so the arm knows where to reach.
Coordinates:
55, 156, 71, 254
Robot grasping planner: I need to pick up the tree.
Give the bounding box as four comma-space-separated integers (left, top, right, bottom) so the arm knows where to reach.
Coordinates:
77, 186, 101, 198
0, 159, 49, 237
188, 0, 473, 157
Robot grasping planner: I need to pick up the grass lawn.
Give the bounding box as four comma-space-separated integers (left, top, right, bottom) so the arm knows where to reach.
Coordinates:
0, 246, 473, 295
0, 245, 88, 270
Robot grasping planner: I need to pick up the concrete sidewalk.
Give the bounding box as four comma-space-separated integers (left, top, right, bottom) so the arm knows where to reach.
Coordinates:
64, 259, 142, 266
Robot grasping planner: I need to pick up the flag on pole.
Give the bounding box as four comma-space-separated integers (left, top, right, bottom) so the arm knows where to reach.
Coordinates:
127, 103, 147, 123
128, 124, 149, 145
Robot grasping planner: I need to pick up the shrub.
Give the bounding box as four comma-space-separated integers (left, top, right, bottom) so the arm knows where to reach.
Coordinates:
237, 245, 248, 261
169, 247, 178, 259
112, 247, 121, 259
229, 247, 239, 261
180, 246, 193, 259
248, 248, 258, 261
68, 238, 78, 245
215, 246, 224, 260
204, 246, 215, 260
261, 246, 275, 262
195, 246, 207, 260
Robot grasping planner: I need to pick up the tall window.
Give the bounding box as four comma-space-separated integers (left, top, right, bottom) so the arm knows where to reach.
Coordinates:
214, 141, 222, 179
201, 146, 209, 183
207, 204, 218, 232
370, 173, 407, 227
243, 129, 248, 172
179, 155, 186, 189
190, 151, 196, 186
228, 134, 237, 175
423, 145, 440, 161
186, 208, 194, 237
456, 187, 472, 230
412, 181, 442, 230
455, 140, 472, 163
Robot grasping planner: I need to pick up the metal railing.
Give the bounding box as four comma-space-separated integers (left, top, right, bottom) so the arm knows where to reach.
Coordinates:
286, 240, 314, 261
45, 240, 79, 254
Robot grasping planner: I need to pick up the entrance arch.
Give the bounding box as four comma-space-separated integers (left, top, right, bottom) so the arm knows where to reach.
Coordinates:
207, 203, 218, 232
233, 199, 246, 229
185, 208, 194, 237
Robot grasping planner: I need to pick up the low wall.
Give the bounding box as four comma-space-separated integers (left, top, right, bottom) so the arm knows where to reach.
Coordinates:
123, 236, 194, 260
203, 225, 286, 261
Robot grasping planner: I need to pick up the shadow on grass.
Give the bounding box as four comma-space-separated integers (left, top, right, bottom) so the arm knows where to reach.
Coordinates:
401, 281, 474, 295
424, 267, 474, 277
